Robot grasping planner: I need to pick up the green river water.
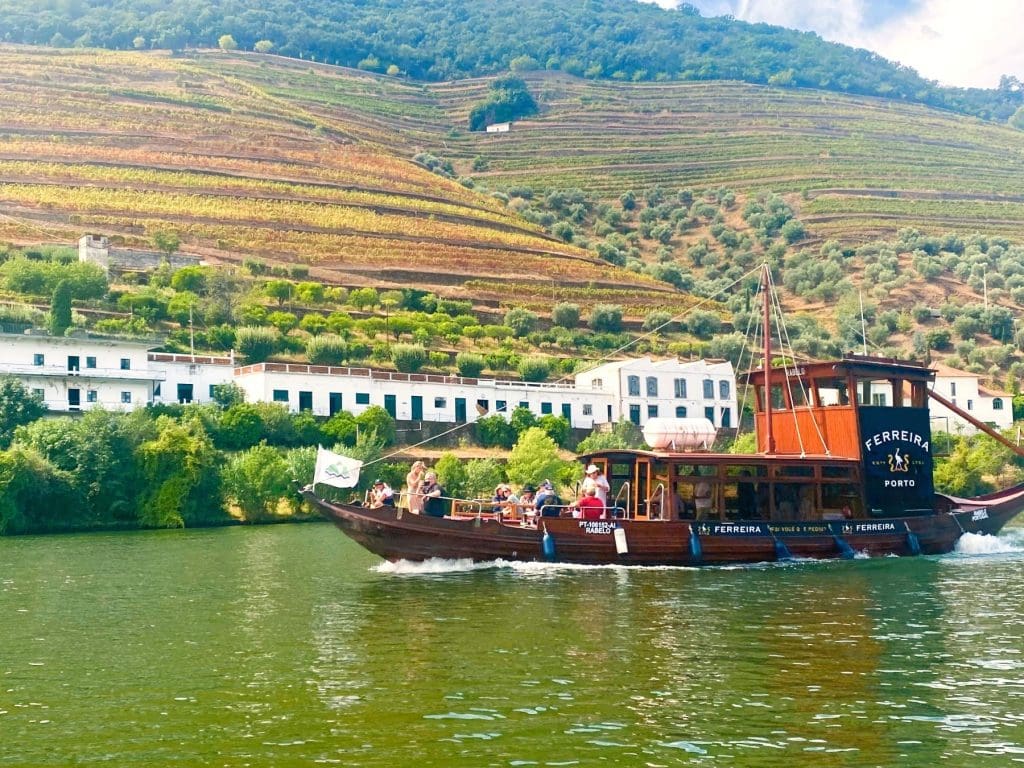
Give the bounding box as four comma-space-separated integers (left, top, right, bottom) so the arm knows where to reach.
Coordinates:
3, 523, 1024, 767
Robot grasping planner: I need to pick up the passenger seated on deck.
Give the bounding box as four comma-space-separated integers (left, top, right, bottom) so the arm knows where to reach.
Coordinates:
572, 487, 604, 520
369, 479, 395, 509
517, 485, 537, 521
492, 483, 517, 514
421, 472, 446, 518
535, 480, 563, 517
693, 480, 712, 520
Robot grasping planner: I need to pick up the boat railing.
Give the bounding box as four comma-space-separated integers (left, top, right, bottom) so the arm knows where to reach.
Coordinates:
613, 482, 631, 519
646, 483, 666, 520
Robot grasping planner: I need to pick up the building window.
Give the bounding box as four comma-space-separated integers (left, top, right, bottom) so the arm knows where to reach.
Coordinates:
541, 402, 553, 415
209, 385, 217, 398
994, 398, 1004, 410
646, 376, 658, 397
721, 408, 732, 428
154, 383, 161, 397
434, 397, 447, 409
33, 388, 44, 399
704, 406, 715, 423
627, 375, 640, 397
628, 404, 641, 425
592, 378, 603, 389
872, 393, 887, 406
647, 404, 658, 418
120, 358, 131, 370
719, 380, 731, 399
950, 382, 957, 396
674, 378, 687, 398
582, 403, 593, 416
87, 390, 98, 403
33, 353, 44, 366
703, 379, 714, 399
355, 392, 370, 405
519, 401, 529, 410
86, 356, 97, 369
676, 405, 688, 418
273, 389, 289, 402
495, 400, 507, 413
967, 399, 974, 411
121, 391, 132, 404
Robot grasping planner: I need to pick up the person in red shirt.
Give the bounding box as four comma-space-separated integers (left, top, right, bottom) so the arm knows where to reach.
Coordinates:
575, 487, 605, 520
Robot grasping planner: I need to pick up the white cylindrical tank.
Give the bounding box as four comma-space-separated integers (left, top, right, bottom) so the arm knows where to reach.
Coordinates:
642, 417, 717, 451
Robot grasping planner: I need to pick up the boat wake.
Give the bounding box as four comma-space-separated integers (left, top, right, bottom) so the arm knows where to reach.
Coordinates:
954, 530, 1024, 556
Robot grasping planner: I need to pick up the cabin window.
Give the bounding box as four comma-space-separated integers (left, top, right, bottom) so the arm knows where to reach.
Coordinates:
434, 397, 447, 408
703, 379, 714, 399
582, 403, 593, 416
87, 390, 97, 403
33, 353, 44, 366
704, 406, 715, 423
646, 376, 658, 397
647, 405, 658, 419
994, 398, 1004, 410
355, 392, 370, 405
541, 402, 553, 415
120, 358, 131, 370
627, 375, 640, 396
121, 391, 132, 404
675, 405, 687, 418
273, 389, 289, 402
719, 380, 730, 399
674, 378, 687, 398
86, 356, 97, 368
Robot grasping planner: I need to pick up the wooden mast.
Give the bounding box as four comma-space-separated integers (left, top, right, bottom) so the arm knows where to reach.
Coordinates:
762, 263, 776, 454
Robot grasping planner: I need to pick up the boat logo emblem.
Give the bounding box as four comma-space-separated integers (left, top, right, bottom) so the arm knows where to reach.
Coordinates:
325, 461, 355, 480
887, 448, 911, 473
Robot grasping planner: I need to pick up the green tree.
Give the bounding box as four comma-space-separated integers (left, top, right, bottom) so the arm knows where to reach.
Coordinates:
48, 279, 73, 336
552, 302, 580, 329
322, 410, 358, 446
216, 403, 265, 450
0, 377, 46, 449
152, 230, 180, 256
435, 452, 467, 500
506, 427, 569, 489
475, 414, 515, 448
463, 458, 506, 498
589, 304, 623, 332
223, 443, 291, 522
211, 382, 246, 409
504, 307, 538, 337
236, 326, 280, 362
218, 34, 238, 51
254, 39, 274, 53
456, 352, 486, 377
518, 356, 551, 382
536, 414, 571, 447
355, 405, 397, 447
264, 279, 292, 306
0, 445, 77, 534
306, 334, 347, 365
391, 343, 427, 373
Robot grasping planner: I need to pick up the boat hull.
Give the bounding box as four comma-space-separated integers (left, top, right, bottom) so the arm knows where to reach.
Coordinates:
303, 490, 1023, 566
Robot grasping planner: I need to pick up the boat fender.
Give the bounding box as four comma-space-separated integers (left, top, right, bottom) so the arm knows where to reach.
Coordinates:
613, 524, 629, 555
833, 535, 855, 560
904, 523, 921, 556
542, 524, 556, 561
773, 537, 793, 561
689, 525, 702, 561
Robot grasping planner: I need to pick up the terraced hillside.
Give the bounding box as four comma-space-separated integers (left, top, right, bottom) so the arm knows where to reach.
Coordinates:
0, 47, 682, 318
428, 73, 1024, 243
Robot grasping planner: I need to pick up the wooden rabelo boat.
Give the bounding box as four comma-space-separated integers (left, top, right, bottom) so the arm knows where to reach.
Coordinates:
303, 350, 1024, 566
303, 268, 1024, 566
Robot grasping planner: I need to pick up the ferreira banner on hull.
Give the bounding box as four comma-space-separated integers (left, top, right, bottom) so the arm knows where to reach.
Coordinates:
694, 520, 902, 537
858, 406, 935, 516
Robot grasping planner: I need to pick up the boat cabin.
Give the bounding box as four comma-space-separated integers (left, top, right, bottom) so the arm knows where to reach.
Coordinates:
580, 355, 939, 523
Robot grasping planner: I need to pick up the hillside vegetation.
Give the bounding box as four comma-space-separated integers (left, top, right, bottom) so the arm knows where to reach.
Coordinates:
4, 47, 1024, 388
0, 0, 1020, 122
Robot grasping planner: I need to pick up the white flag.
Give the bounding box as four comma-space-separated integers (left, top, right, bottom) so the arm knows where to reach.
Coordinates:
313, 446, 362, 489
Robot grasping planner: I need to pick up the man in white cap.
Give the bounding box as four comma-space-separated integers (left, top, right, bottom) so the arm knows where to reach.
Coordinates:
582, 464, 610, 508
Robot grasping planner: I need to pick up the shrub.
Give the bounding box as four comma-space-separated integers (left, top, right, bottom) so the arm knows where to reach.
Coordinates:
589, 304, 623, 332
518, 356, 551, 382
475, 414, 516, 448
391, 343, 427, 373
236, 326, 281, 362
552, 302, 580, 329
504, 307, 538, 338
306, 334, 347, 365
355, 405, 396, 446
456, 352, 486, 377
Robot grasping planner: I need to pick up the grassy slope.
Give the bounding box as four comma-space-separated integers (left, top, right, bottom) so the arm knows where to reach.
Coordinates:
3, 46, 1024, 326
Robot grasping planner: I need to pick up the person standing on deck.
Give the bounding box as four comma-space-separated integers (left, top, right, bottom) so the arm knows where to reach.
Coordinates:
582, 464, 610, 509
406, 460, 426, 514
421, 471, 446, 518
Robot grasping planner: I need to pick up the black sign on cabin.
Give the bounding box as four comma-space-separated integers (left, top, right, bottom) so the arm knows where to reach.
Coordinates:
858, 406, 935, 516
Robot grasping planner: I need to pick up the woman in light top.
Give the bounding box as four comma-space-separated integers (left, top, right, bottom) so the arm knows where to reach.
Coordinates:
406, 460, 426, 514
